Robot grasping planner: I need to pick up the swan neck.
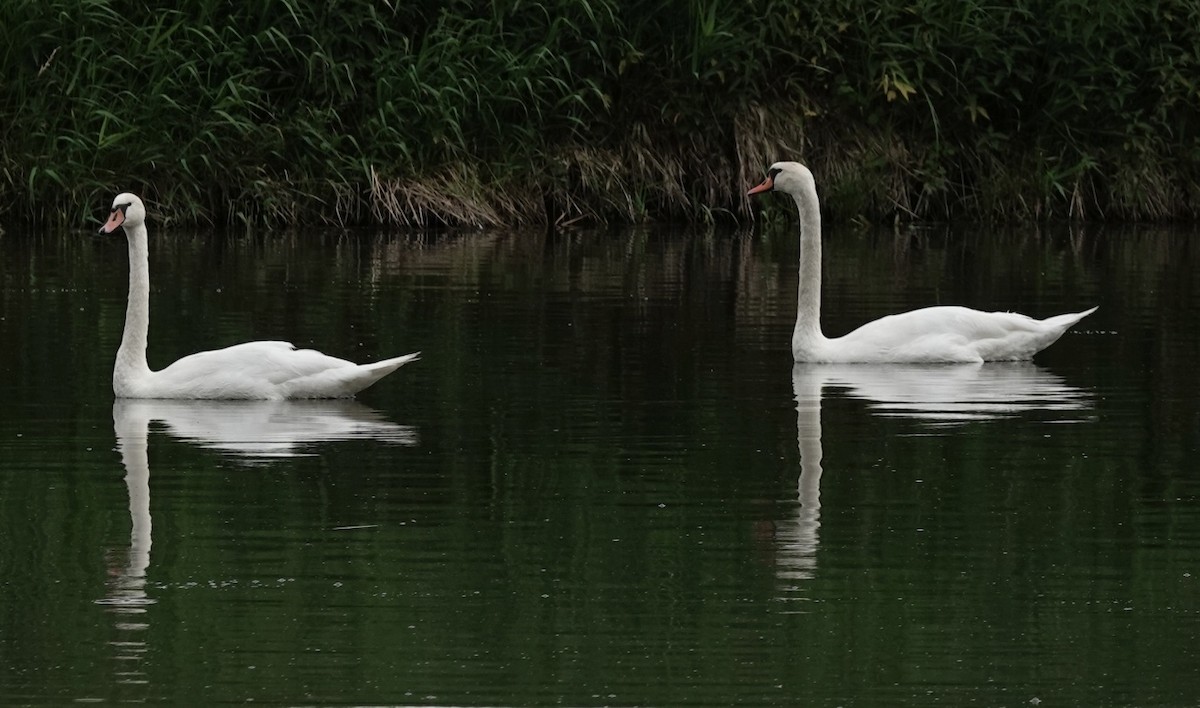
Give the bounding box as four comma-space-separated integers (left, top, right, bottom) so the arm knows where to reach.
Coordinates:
792, 187, 823, 350
114, 404, 152, 577
116, 224, 151, 389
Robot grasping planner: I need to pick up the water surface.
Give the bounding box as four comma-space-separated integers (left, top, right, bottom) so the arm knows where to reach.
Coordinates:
0, 223, 1197, 705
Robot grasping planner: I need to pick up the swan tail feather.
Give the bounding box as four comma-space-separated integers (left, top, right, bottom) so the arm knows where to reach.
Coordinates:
1040, 306, 1098, 334
364, 352, 421, 373
1008, 306, 1097, 360
282, 352, 421, 398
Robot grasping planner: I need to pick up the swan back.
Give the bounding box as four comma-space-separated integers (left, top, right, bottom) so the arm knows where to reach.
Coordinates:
812, 305, 1097, 363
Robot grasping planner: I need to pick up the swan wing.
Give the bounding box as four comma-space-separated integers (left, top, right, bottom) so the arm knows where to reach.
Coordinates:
828, 306, 1095, 363
277, 351, 420, 399
134, 342, 419, 399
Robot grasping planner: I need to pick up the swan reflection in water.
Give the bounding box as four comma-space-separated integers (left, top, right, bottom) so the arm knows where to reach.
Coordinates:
774, 363, 1092, 592
113, 399, 419, 460
96, 399, 418, 684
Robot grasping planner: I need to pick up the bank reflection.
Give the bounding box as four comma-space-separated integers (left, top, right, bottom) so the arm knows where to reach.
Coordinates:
775, 363, 1092, 591
96, 399, 418, 686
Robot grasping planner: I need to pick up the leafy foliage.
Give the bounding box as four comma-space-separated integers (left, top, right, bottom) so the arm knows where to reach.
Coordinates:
1, 0, 1197, 226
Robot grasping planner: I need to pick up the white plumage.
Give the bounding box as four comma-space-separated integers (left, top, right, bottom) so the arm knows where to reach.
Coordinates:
748, 162, 1096, 363
100, 193, 419, 399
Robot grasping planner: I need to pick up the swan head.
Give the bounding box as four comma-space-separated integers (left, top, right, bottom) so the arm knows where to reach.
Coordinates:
99, 193, 146, 234
747, 161, 815, 198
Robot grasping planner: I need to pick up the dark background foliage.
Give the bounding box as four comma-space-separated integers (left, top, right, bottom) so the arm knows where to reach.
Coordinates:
2, 0, 1197, 227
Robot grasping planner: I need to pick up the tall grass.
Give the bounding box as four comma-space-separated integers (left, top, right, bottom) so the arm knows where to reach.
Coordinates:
1, 0, 1197, 227
738, 0, 1200, 221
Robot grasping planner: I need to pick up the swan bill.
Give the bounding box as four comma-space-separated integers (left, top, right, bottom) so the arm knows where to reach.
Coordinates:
100, 205, 127, 234
748, 166, 785, 196
747, 175, 775, 195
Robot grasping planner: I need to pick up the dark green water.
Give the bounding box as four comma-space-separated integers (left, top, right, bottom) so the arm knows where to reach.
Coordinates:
1, 222, 1197, 706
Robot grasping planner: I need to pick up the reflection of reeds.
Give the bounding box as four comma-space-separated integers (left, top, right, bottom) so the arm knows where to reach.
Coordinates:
4, 1, 1198, 226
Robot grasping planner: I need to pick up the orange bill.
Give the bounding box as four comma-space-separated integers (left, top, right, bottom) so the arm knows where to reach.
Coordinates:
99, 208, 125, 234
747, 175, 774, 195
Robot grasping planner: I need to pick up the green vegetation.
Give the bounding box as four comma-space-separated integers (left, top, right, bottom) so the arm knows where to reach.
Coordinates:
2, 0, 1198, 227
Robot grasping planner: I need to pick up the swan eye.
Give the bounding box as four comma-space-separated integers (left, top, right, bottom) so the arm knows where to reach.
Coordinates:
767, 167, 781, 180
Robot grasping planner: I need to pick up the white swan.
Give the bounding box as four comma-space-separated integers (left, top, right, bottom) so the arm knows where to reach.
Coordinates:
748, 162, 1097, 363
100, 193, 420, 399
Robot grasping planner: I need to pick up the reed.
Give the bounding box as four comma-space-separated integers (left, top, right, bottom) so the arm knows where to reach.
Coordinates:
1, 0, 1196, 228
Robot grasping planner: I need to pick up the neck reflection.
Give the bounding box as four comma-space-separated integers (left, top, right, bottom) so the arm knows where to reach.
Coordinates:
97, 399, 418, 686
775, 363, 1092, 592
